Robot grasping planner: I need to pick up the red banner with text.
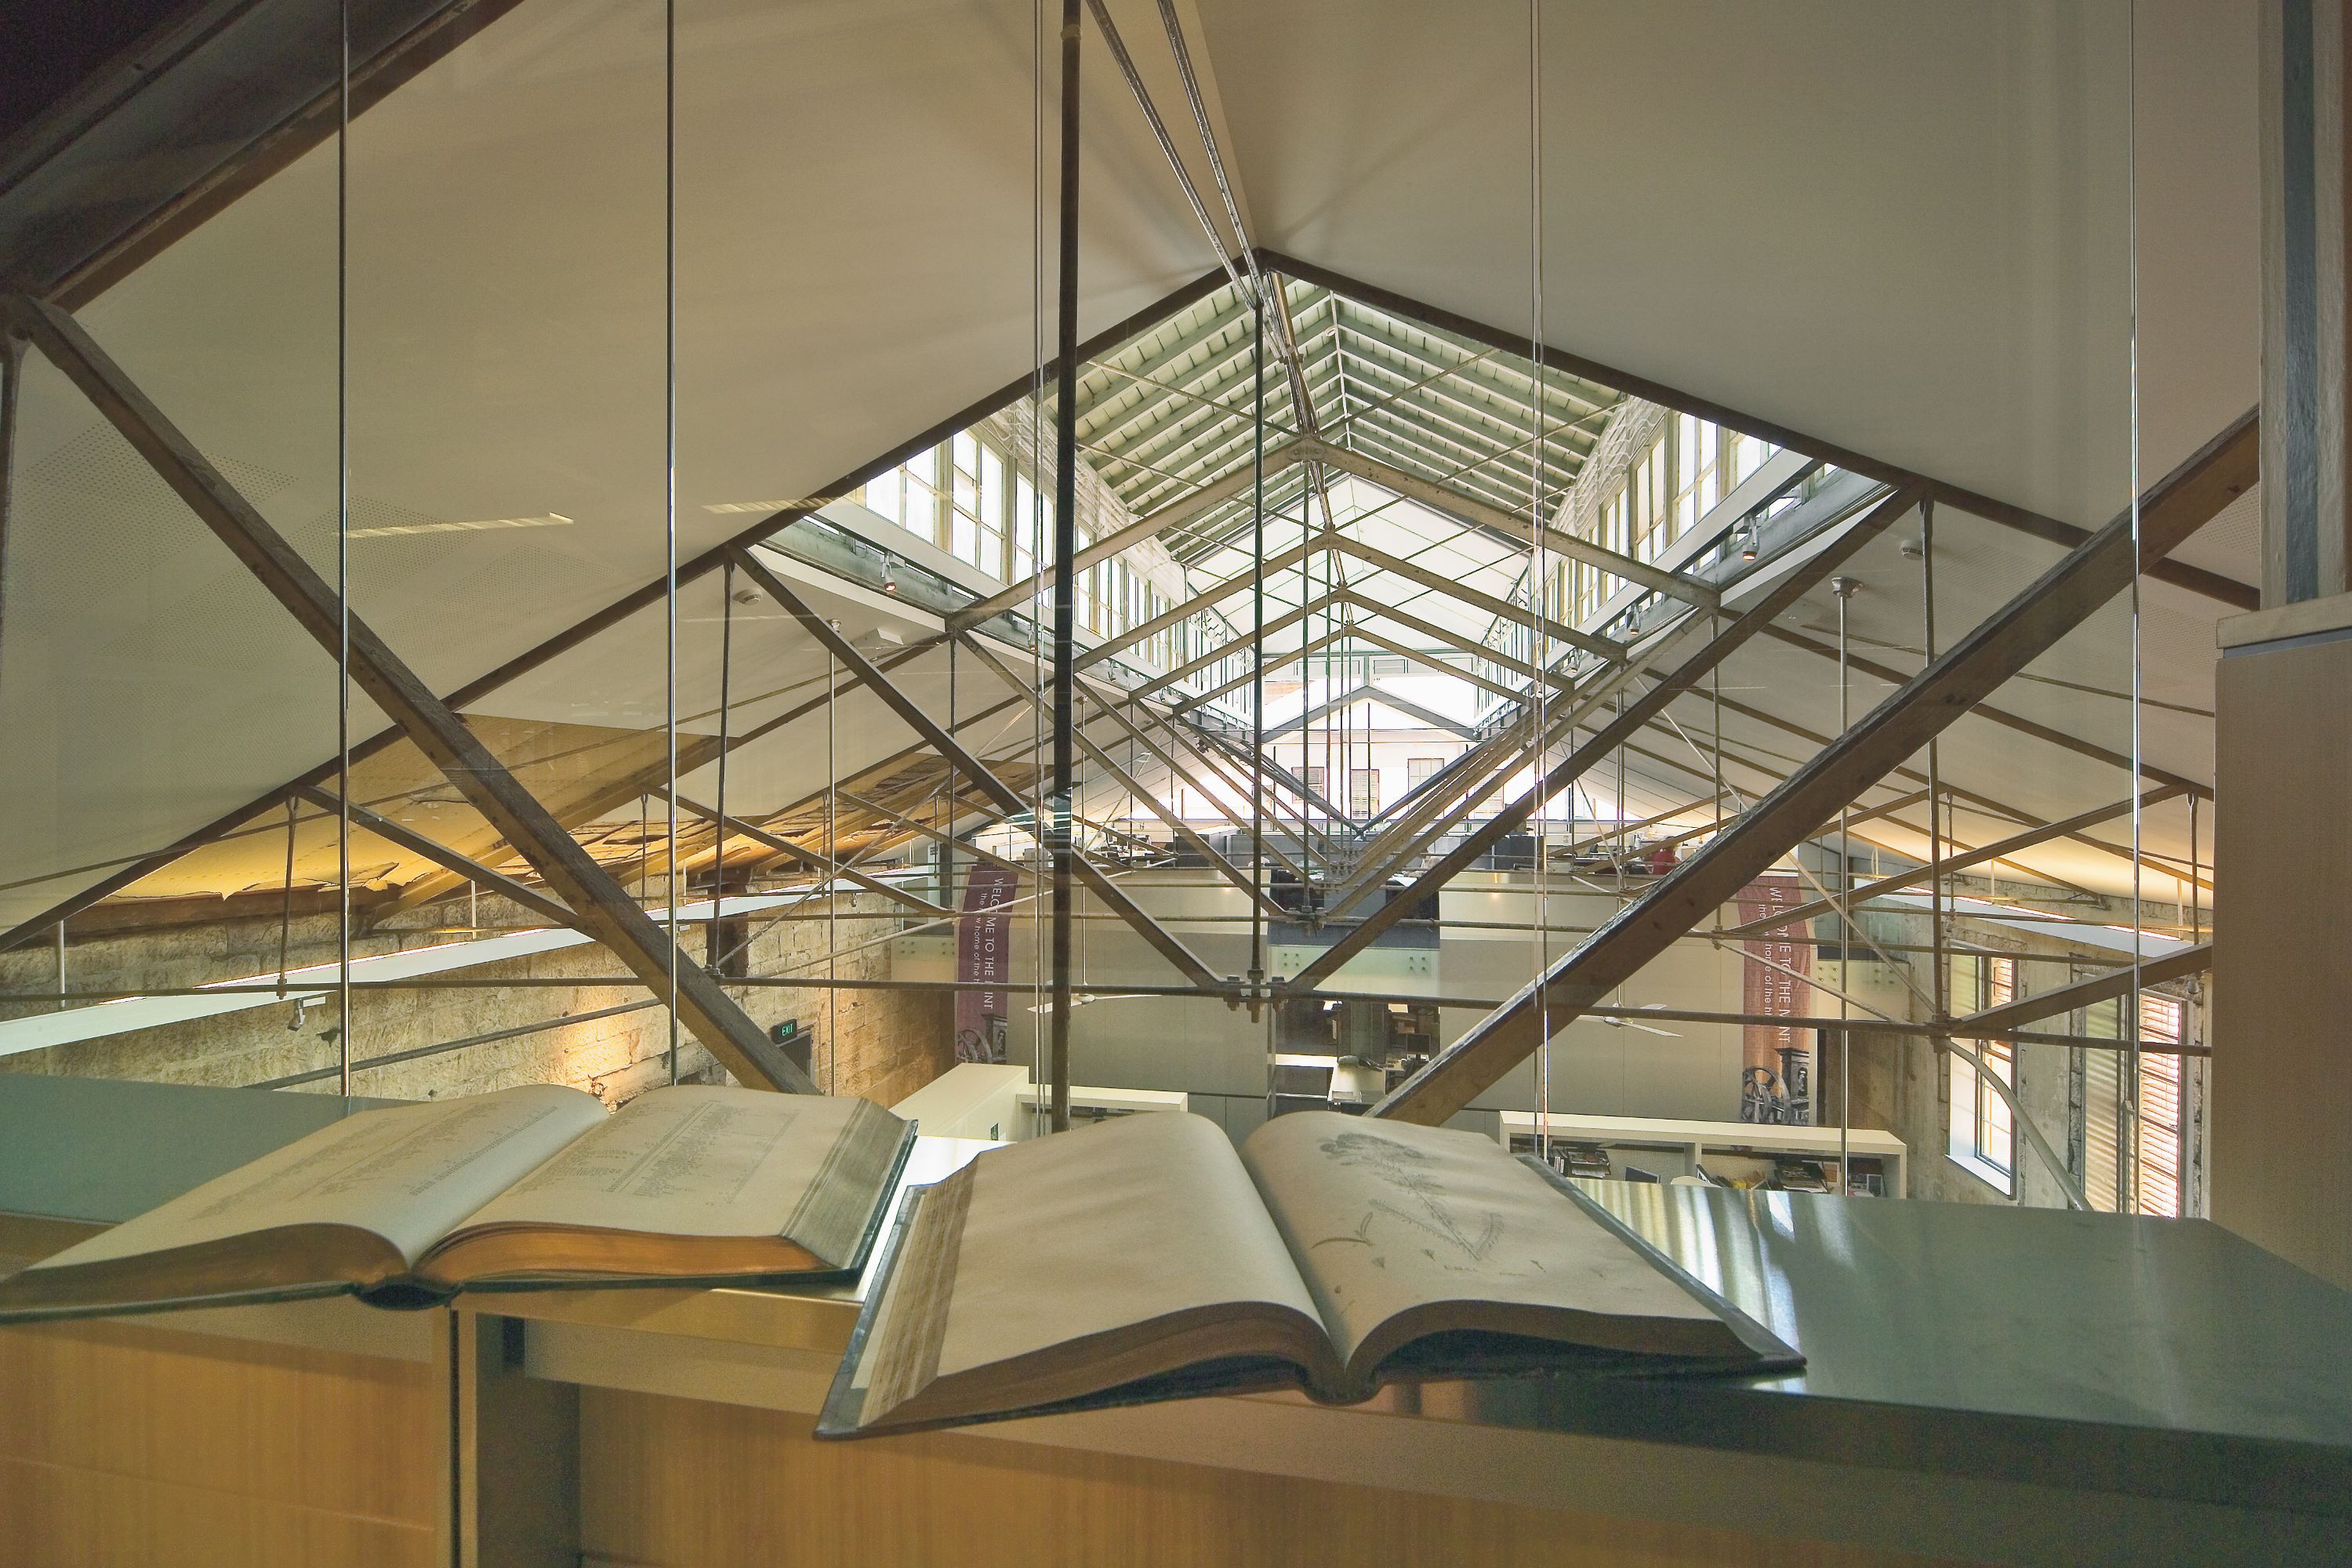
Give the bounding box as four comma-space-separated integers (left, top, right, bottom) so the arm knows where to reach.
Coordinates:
954, 864, 1021, 1062
1734, 877, 1811, 1121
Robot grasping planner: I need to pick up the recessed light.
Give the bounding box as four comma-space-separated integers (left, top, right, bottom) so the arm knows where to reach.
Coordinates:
703, 498, 833, 515
348, 512, 573, 539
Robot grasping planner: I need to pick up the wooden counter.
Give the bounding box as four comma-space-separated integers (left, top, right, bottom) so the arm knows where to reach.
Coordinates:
2, 1077, 2346, 1566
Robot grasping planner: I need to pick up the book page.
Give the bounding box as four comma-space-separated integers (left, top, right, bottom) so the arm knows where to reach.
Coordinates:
1240, 1112, 1718, 1370
25, 1084, 606, 1276
443, 1087, 904, 1268
923, 1110, 1324, 1385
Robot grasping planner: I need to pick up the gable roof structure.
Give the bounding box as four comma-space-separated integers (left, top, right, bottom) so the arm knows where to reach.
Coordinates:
0, 0, 2255, 1100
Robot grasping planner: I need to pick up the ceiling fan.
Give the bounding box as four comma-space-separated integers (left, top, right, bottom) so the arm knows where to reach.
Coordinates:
1598, 1004, 1682, 1038
1026, 993, 1153, 1014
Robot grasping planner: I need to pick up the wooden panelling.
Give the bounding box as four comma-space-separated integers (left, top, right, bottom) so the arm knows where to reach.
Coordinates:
0, 1319, 439, 1568
577, 1388, 1968, 1568
0, 1457, 431, 1568
2214, 631, 2352, 1289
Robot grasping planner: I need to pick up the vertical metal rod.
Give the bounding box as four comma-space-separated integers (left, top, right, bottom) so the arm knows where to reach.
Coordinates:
0, 328, 23, 692
826, 636, 839, 1091
1029, 0, 1048, 1070
663, 0, 682, 1080
2124, 0, 2146, 1218
2189, 793, 2202, 942
1526, 0, 1550, 1160
1049, 0, 1081, 1132
1922, 501, 1945, 1196
1250, 295, 1266, 1007
947, 621, 960, 953
2189, 786, 2203, 1210
1833, 575, 1856, 1174
702, 559, 736, 1086
1302, 517, 1315, 896
335, 0, 353, 1096
278, 799, 298, 994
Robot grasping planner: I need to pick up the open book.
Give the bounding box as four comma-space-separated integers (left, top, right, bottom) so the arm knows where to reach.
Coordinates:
821, 1109, 1795, 1438
0, 1083, 913, 1323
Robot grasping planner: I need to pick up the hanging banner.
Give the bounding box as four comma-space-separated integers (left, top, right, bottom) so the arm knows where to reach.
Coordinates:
954, 864, 1021, 1063
1734, 877, 1811, 1122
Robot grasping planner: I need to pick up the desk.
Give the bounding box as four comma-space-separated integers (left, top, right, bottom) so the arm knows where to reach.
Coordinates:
1, 1076, 2345, 1567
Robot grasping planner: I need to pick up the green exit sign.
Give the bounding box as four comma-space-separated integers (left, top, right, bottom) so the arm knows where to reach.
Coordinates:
771, 1019, 800, 1044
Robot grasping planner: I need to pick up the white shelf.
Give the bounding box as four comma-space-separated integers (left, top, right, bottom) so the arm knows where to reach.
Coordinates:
1497, 1110, 1907, 1195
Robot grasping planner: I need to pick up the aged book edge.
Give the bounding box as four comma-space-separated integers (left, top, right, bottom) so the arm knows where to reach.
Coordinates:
816, 1154, 1802, 1441
814, 1185, 1306, 1440
0, 1120, 919, 1325
454, 1120, 919, 1296
815, 1181, 924, 1437
0, 1279, 363, 1326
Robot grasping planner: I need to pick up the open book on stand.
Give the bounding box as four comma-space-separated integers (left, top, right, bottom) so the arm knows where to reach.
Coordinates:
820, 1109, 1797, 1438
0, 1083, 913, 1322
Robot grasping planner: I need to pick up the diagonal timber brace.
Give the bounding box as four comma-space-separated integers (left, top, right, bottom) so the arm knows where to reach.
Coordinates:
954, 633, 1283, 914
1717, 786, 2190, 941
1371, 408, 2257, 1124
665, 793, 953, 919
3, 293, 815, 1092
729, 547, 1227, 993
294, 786, 579, 929
1296, 436, 1718, 610
1303, 486, 1916, 953
1947, 942, 2212, 1040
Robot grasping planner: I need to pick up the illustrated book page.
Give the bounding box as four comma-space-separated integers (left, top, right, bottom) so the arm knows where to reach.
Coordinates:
1237, 1112, 1761, 1385
834, 1109, 1332, 1434
822, 1109, 1800, 1436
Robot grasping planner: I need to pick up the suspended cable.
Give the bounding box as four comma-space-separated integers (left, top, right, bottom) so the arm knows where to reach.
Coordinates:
2125, 0, 2147, 1216
1081, 0, 1244, 295
662, 0, 683, 1080
335, 0, 353, 1094
1049, 0, 1082, 1132
1527, 0, 1551, 1162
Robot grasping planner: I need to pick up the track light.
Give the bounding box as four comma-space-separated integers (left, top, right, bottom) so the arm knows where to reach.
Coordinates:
881, 561, 898, 594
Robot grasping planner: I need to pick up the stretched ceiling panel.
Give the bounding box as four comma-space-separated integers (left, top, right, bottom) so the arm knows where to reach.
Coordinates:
4, 0, 2257, 936
3, 0, 1217, 927
1190, 0, 2243, 532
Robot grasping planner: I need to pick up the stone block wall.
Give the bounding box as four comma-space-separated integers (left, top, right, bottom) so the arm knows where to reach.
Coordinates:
0, 892, 951, 1111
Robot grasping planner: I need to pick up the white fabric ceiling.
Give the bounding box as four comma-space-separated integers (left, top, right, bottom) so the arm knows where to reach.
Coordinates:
0, 0, 2256, 932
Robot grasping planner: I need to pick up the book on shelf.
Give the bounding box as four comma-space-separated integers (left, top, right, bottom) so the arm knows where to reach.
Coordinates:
818, 1109, 1798, 1439
0, 1083, 914, 1323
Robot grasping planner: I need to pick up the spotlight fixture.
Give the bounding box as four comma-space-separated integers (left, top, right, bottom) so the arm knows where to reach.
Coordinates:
287, 996, 310, 1033
881, 561, 898, 595
1737, 520, 1759, 561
